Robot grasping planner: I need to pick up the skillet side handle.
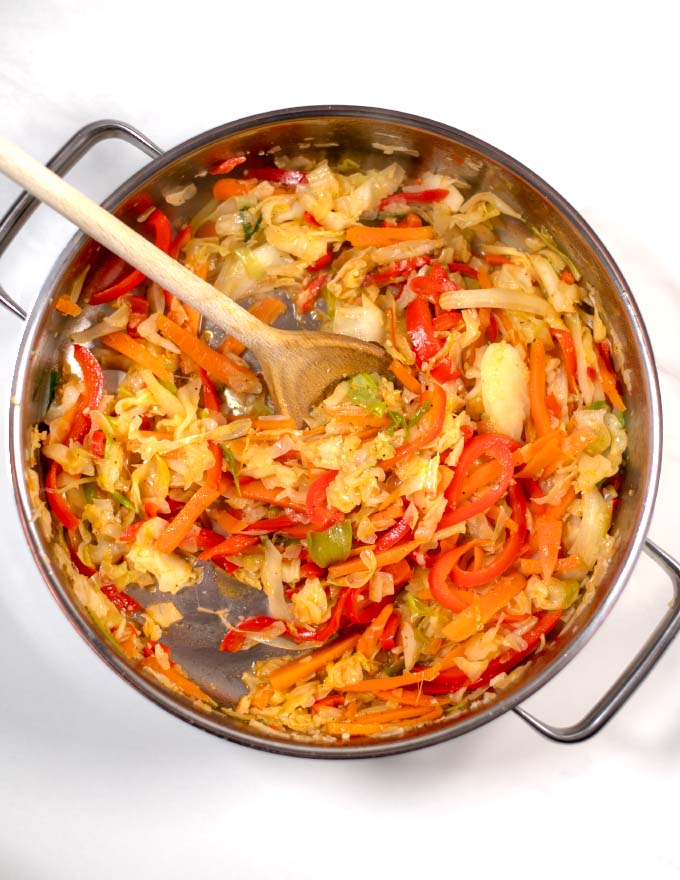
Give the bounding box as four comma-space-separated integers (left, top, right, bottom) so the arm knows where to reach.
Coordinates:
514, 540, 680, 743
0, 120, 162, 320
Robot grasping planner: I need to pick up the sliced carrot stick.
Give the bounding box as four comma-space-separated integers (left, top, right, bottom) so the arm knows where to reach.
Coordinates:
55, 295, 82, 317
328, 539, 422, 579
325, 708, 442, 737
389, 359, 422, 395
356, 604, 394, 657
345, 225, 435, 248
250, 416, 298, 432
156, 314, 260, 394
534, 514, 563, 581
341, 667, 442, 692
596, 348, 626, 412
441, 572, 526, 642
353, 704, 443, 725
269, 634, 360, 692
155, 483, 222, 554
213, 178, 257, 200
142, 656, 216, 705
519, 555, 584, 576
387, 688, 446, 708
101, 332, 174, 383
210, 508, 250, 534
223, 478, 308, 513
529, 339, 553, 437
249, 296, 287, 325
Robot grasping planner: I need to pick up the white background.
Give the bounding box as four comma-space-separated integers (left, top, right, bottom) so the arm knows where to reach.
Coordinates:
1, 2, 679, 878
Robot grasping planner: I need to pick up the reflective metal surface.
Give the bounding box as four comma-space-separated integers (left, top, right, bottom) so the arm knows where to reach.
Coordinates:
7, 107, 670, 757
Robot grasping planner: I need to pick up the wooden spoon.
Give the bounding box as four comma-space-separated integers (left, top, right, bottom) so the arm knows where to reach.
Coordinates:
0, 135, 389, 425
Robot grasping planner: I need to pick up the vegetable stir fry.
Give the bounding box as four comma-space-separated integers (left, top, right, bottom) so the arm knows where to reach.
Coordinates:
32, 151, 628, 739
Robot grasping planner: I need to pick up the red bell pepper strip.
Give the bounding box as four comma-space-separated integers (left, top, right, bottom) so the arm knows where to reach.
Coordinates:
300, 560, 325, 578
68, 544, 97, 577
428, 541, 484, 611
69, 344, 104, 443
199, 368, 221, 413
430, 358, 461, 383
220, 616, 281, 652
365, 256, 431, 286
381, 382, 447, 470
88, 209, 173, 304
448, 261, 478, 279
442, 433, 517, 526
375, 516, 412, 552
383, 558, 412, 589
379, 611, 401, 651
298, 271, 329, 314
551, 328, 578, 394
409, 263, 460, 301
420, 610, 562, 694
118, 520, 145, 542
450, 483, 528, 588
100, 582, 144, 614
309, 247, 332, 271
306, 470, 340, 530
312, 693, 345, 711
487, 312, 499, 342
179, 527, 226, 553
245, 167, 308, 186
379, 189, 449, 211
303, 211, 321, 227
89, 429, 106, 458
45, 461, 79, 530
432, 311, 464, 333
242, 514, 303, 534
286, 588, 351, 643
198, 533, 260, 561
406, 297, 440, 366
210, 155, 246, 175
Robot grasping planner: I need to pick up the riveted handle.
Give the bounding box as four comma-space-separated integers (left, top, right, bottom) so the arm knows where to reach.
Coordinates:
514, 540, 680, 743
0, 120, 162, 320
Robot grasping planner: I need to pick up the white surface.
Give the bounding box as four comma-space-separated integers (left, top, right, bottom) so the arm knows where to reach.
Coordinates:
1, 2, 679, 878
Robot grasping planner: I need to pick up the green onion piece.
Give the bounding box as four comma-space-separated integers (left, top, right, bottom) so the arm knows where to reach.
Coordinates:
386, 410, 408, 434
83, 481, 97, 504
585, 400, 608, 410
110, 490, 134, 510
306, 520, 352, 568
221, 444, 241, 494
347, 372, 386, 416
241, 209, 262, 243
408, 399, 431, 428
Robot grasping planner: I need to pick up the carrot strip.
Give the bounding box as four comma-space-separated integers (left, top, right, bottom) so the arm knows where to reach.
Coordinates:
389, 359, 422, 395
223, 478, 307, 513
250, 416, 298, 432
210, 508, 250, 534
534, 515, 563, 581
249, 296, 287, 325
519, 555, 584, 576
596, 348, 626, 411
353, 705, 443, 725
213, 178, 257, 200
142, 656, 216, 705
345, 225, 434, 248
388, 688, 446, 708
356, 604, 394, 657
155, 483, 222, 554
55, 295, 82, 317
269, 634, 360, 692
101, 332, 173, 383
441, 572, 526, 642
328, 539, 422, 579
325, 709, 441, 737
529, 340, 553, 436
156, 314, 260, 394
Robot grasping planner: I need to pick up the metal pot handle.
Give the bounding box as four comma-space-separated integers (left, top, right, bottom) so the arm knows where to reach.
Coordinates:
514, 539, 680, 742
0, 119, 162, 320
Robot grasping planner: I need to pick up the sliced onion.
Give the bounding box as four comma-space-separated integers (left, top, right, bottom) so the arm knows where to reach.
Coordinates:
439, 287, 555, 317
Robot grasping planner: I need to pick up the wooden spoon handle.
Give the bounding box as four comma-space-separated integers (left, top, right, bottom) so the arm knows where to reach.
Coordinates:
0, 134, 266, 347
